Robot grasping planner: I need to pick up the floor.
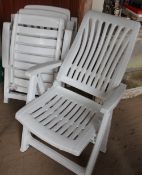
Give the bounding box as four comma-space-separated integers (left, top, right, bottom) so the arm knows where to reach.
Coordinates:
0, 85, 142, 175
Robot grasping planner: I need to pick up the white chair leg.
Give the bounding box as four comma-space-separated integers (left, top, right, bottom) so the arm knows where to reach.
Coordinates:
20, 127, 31, 152
100, 111, 113, 153
85, 112, 110, 175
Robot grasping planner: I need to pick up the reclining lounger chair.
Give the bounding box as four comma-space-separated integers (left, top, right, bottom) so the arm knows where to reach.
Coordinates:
16, 11, 140, 175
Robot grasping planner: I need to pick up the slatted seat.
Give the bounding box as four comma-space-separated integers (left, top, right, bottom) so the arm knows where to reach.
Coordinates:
15, 11, 140, 175
17, 86, 102, 156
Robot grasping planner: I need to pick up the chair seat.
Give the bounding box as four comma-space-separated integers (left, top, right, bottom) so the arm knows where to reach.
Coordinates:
16, 86, 102, 156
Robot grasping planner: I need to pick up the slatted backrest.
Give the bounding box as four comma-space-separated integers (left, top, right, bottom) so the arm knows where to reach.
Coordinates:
19, 9, 68, 22
10, 14, 65, 85
25, 5, 70, 21
57, 11, 140, 98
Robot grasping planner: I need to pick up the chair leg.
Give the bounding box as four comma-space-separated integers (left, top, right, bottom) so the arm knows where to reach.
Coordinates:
100, 111, 113, 153
85, 112, 110, 175
20, 127, 31, 152
4, 68, 10, 103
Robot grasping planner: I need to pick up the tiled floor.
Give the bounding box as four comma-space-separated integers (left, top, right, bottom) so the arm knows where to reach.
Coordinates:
0, 84, 142, 175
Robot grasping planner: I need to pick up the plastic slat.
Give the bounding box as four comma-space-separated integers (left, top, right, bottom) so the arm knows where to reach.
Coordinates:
14, 53, 54, 64
47, 103, 80, 129
101, 38, 129, 91
14, 69, 54, 82
52, 105, 83, 132
31, 95, 60, 118
69, 112, 94, 140
68, 25, 89, 79
16, 35, 57, 48
37, 100, 71, 124
14, 61, 36, 70
62, 109, 90, 138
19, 9, 68, 21
89, 26, 123, 88
73, 20, 96, 81
42, 100, 76, 126
13, 77, 52, 89
17, 14, 60, 28
24, 5, 70, 20
78, 20, 103, 83
15, 44, 55, 57
96, 28, 130, 90
17, 26, 58, 38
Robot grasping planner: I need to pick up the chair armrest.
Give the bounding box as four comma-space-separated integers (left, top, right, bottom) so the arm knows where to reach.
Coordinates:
66, 21, 74, 31
101, 83, 126, 113
25, 61, 62, 77
2, 22, 11, 68
61, 28, 72, 59
62, 19, 77, 59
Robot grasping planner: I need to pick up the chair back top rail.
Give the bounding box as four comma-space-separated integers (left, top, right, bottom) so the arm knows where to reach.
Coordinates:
19, 9, 68, 21
24, 5, 70, 20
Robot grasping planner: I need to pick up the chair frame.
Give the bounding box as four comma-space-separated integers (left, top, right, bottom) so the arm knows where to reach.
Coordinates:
15, 11, 140, 175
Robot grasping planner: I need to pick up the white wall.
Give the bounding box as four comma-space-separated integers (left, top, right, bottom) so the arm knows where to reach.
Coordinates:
92, 0, 104, 12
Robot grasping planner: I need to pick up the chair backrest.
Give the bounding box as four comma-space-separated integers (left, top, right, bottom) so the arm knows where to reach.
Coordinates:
10, 14, 65, 90
19, 8, 68, 22
24, 5, 70, 20
57, 11, 140, 98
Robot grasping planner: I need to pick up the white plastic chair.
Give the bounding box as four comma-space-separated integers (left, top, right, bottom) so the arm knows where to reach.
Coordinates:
15, 11, 140, 175
2, 14, 71, 103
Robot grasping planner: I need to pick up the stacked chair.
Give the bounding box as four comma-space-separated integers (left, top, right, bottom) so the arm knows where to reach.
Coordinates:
15, 11, 140, 175
2, 6, 77, 103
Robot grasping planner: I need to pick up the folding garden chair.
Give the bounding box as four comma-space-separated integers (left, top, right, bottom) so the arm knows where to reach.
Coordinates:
15, 11, 140, 175
2, 14, 71, 103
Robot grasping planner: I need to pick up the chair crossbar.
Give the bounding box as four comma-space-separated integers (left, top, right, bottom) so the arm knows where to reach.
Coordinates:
30, 137, 85, 175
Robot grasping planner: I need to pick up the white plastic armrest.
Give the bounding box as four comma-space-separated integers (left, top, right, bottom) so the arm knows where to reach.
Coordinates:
66, 21, 74, 31
26, 61, 62, 77
101, 83, 126, 113
61, 28, 72, 59
2, 22, 11, 68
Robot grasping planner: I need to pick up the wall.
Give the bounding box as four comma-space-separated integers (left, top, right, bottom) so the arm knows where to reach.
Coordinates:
78, 0, 92, 23
92, 0, 104, 12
